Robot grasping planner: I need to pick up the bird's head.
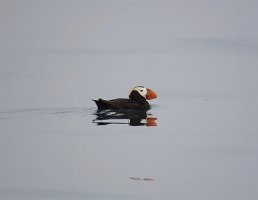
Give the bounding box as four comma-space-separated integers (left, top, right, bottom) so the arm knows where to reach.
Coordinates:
129, 86, 157, 101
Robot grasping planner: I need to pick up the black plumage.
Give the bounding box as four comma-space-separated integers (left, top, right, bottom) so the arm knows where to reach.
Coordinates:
92, 86, 157, 110
92, 98, 150, 110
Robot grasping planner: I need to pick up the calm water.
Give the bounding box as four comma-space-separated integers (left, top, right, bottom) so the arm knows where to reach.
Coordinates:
1, 1, 258, 200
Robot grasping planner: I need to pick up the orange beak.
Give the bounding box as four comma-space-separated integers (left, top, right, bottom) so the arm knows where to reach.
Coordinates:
146, 88, 158, 100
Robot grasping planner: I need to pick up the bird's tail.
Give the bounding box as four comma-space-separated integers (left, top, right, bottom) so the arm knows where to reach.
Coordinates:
92, 99, 105, 110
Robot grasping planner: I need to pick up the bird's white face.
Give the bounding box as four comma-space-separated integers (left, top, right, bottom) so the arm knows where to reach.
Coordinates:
129, 86, 147, 99
129, 86, 157, 100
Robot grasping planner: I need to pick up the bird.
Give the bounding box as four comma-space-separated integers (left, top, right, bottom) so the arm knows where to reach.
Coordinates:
92, 86, 157, 110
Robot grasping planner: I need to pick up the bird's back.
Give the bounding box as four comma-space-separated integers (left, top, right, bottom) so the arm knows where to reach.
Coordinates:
93, 98, 150, 110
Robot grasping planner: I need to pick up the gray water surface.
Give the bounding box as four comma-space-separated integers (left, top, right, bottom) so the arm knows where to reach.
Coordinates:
1, 96, 257, 200
1, 0, 258, 200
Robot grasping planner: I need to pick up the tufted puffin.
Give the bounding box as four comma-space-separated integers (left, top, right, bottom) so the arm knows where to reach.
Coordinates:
93, 86, 157, 110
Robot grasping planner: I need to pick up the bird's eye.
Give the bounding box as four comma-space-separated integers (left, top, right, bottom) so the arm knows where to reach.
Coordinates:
140, 90, 143, 92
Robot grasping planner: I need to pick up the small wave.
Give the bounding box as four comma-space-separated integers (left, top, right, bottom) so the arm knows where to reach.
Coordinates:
0, 107, 95, 120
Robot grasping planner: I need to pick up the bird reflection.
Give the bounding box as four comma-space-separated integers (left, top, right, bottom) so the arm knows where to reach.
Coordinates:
92, 109, 157, 126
